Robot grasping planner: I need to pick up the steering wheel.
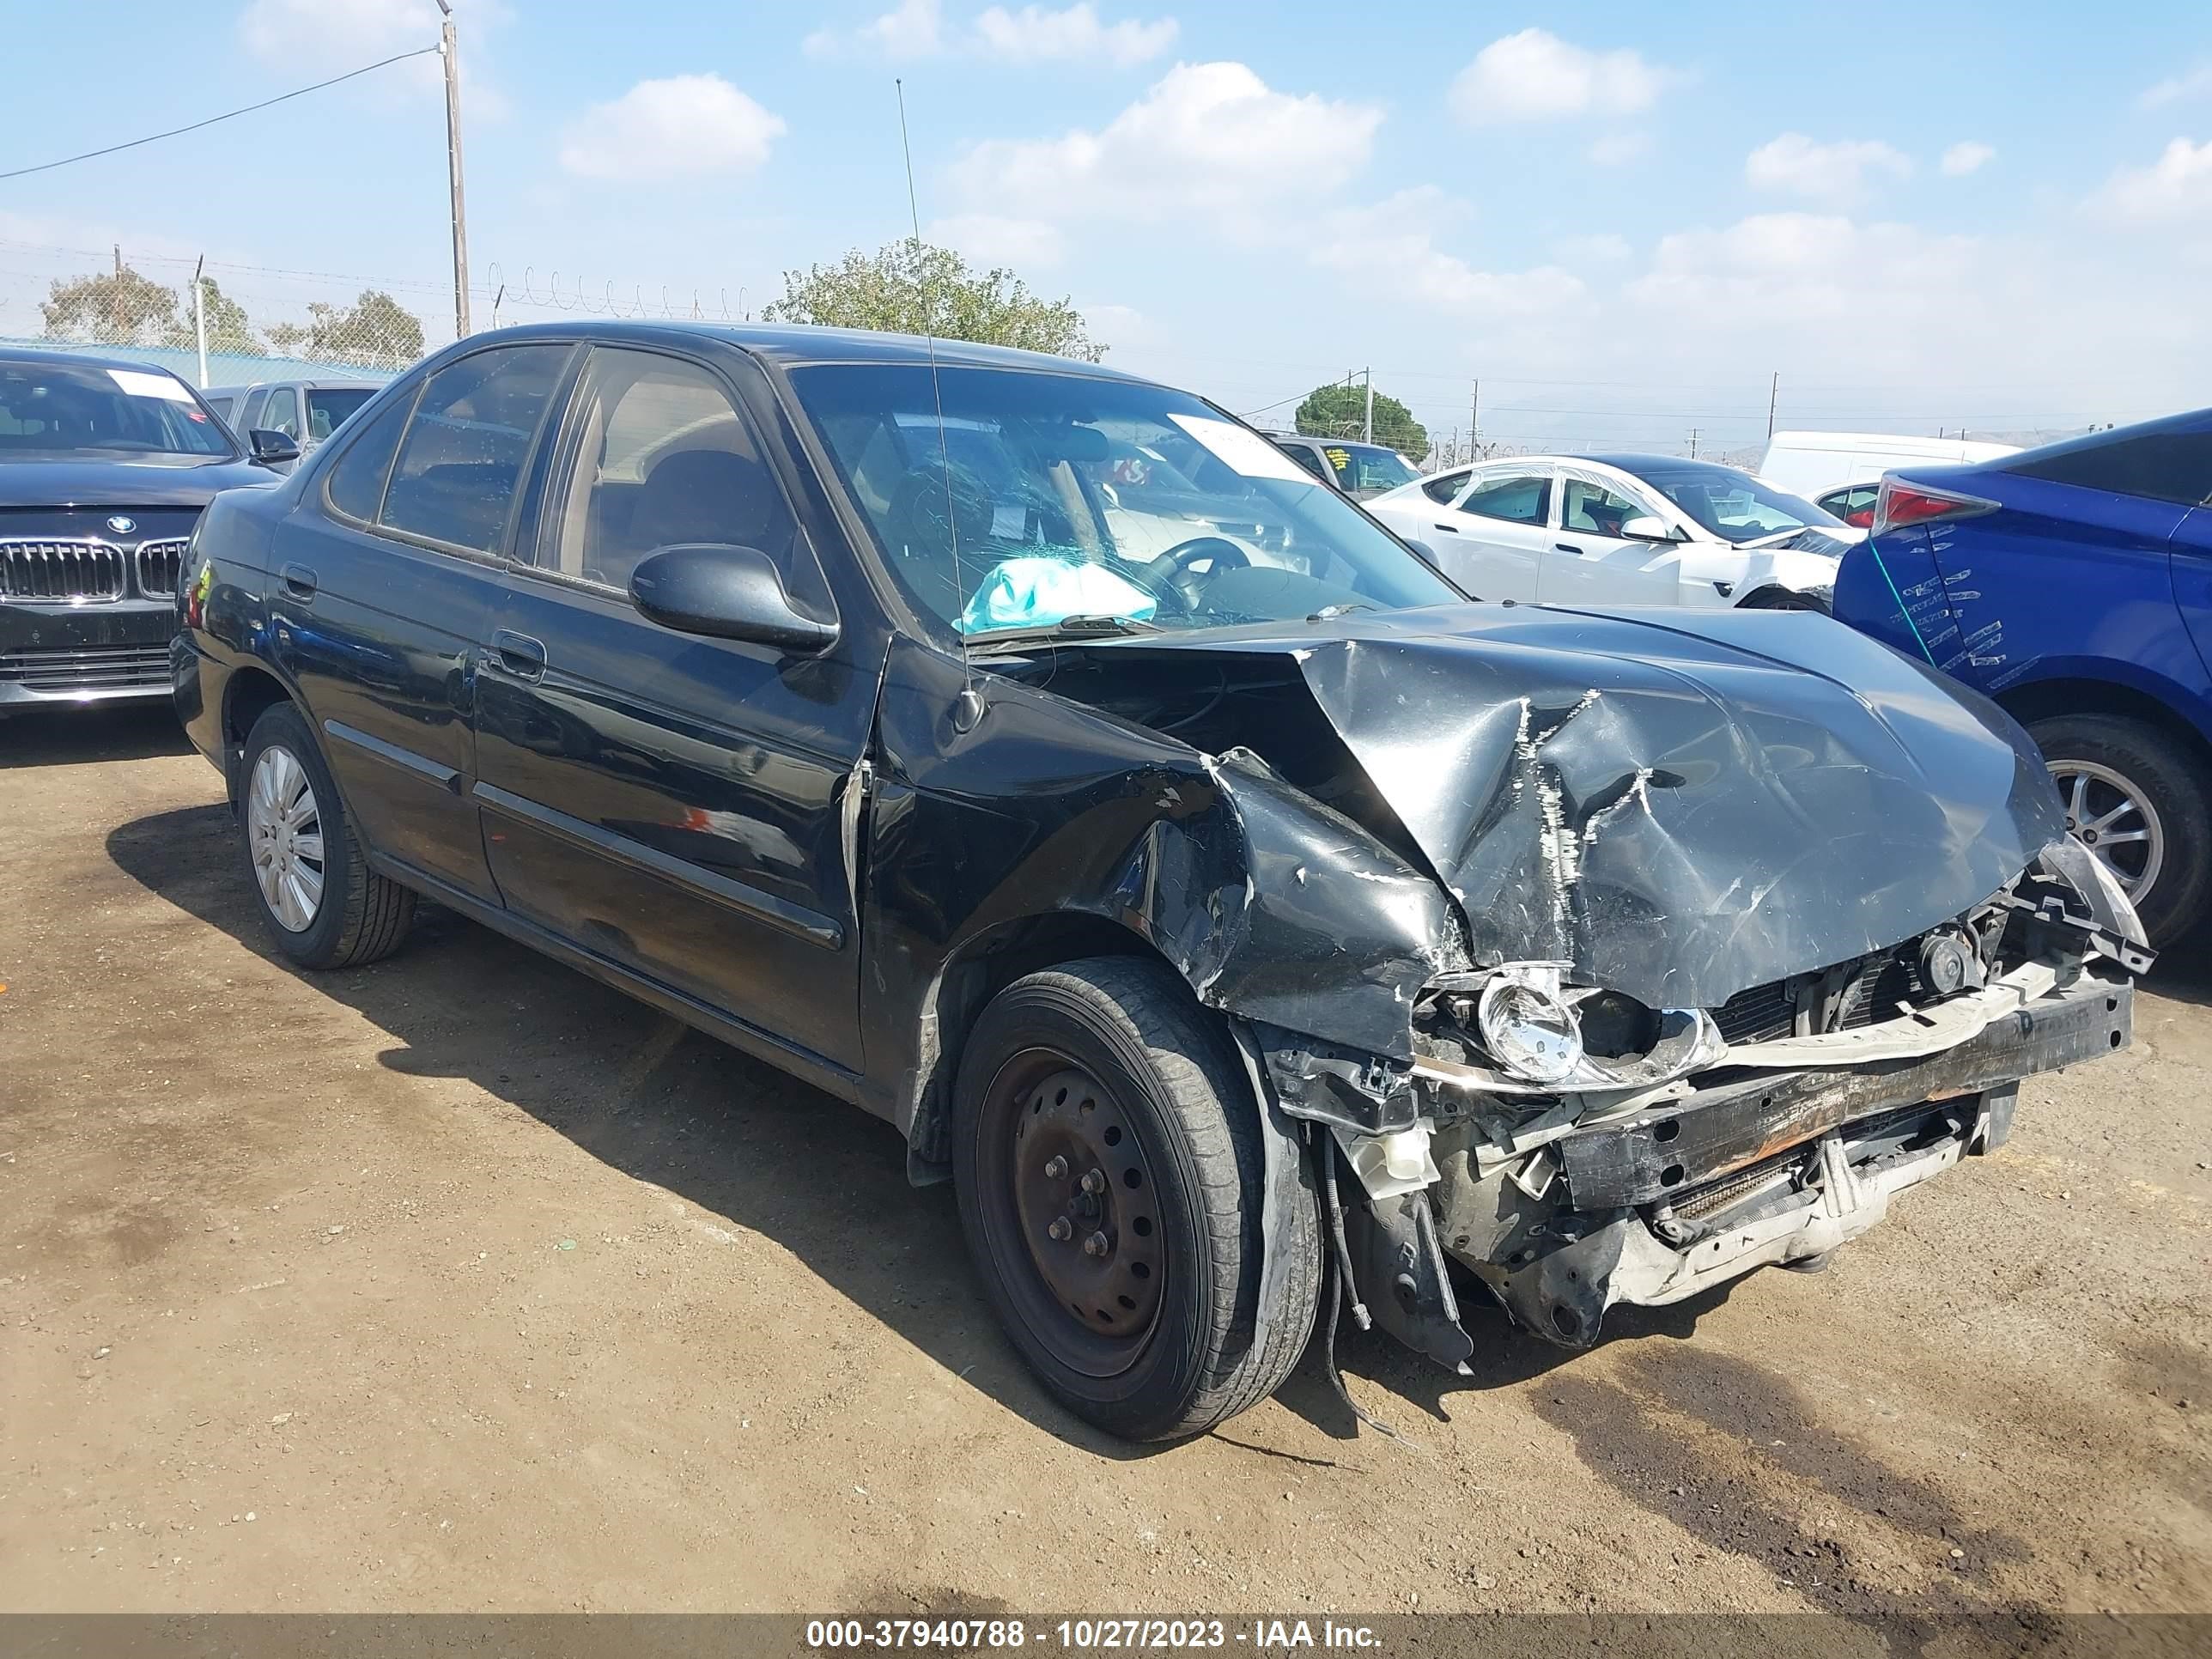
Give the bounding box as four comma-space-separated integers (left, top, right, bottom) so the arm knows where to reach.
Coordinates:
1139, 535, 1251, 610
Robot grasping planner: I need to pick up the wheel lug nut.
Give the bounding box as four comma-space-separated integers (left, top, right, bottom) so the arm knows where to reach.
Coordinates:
1084, 1231, 1110, 1257
1047, 1218, 1072, 1242
1043, 1155, 1068, 1179
1080, 1168, 1106, 1195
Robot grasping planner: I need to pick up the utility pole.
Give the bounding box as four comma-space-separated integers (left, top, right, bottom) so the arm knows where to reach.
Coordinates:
1766, 371, 1778, 441
1363, 367, 1373, 444
437, 0, 472, 339
1689, 427, 1699, 459
191, 255, 209, 387
1471, 378, 1480, 459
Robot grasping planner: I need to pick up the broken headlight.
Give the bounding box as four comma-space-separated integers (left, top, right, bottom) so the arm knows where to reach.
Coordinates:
1425, 963, 1726, 1095
1476, 963, 1583, 1084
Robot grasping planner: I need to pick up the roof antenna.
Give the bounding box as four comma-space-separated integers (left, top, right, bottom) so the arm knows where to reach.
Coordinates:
896, 76, 981, 733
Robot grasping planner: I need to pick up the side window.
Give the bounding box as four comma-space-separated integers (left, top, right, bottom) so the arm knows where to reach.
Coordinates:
1561, 477, 1646, 537
1820, 485, 1878, 527
380, 344, 570, 555
205, 395, 234, 422
1277, 441, 1329, 482
1422, 468, 1472, 505
236, 390, 268, 431
261, 386, 301, 440
532, 347, 804, 600
325, 388, 416, 523
2006, 429, 2212, 507
1459, 471, 1553, 526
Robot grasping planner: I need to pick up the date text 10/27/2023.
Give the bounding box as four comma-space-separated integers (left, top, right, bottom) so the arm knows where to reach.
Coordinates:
804, 1619, 1384, 1650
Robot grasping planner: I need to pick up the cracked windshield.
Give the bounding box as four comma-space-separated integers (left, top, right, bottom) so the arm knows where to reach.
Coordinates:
792, 362, 1457, 636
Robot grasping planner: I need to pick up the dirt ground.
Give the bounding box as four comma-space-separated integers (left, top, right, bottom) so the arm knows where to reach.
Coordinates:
3, 706, 2208, 1626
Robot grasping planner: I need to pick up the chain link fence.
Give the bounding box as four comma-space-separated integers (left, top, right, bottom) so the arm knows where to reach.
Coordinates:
1, 240, 455, 390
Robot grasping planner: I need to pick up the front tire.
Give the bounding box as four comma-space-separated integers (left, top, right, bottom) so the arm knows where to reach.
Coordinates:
952, 957, 1320, 1442
2027, 713, 2211, 945
237, 702, 415, 969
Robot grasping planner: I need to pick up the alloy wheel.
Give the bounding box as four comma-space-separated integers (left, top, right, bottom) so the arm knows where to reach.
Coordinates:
246, 744, 326, 933
2051, 758, 2164, 901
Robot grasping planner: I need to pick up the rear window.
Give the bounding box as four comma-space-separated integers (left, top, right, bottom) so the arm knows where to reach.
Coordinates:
2002, 424, 2212, 507
306, 387, 375, 441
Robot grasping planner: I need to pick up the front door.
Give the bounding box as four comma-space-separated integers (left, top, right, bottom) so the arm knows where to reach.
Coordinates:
1540, 471, 1687, 606
272, 343, 574, 902
471, 343, 872, 1073
1425, 466, 1556, 600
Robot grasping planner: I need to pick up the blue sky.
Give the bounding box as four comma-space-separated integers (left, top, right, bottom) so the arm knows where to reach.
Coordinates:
4, 0, 2209, 457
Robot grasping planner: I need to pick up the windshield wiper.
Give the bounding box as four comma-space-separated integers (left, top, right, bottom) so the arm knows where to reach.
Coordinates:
965, 613, 1164, 647
1306, 602, 1376, 622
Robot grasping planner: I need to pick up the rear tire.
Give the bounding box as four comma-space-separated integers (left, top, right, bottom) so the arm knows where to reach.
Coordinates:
952, 957, 1321, 1442
237, 702, 414, 969
2027, 713, 2211, 945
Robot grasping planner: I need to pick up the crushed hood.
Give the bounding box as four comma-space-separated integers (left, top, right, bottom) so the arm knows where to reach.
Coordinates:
1070, 602, 2065, 1011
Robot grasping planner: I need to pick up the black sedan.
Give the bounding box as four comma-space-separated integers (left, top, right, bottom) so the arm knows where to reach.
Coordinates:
0, 347, 295, 711
173, 320, 2146, 1440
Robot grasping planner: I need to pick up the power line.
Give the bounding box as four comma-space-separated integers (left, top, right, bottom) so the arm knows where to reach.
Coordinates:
0, 46, 441, 182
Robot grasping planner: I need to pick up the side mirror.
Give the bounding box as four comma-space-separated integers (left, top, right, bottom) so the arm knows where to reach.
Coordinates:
1620, 514, 1674, 542
1404, 539, 1440, 567
629, 544, 839, 653
247, 428, 301, 466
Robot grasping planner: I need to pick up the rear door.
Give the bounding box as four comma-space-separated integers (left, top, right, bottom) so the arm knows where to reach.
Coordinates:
1540, 469, 1685, 606
274, 341, 574, 902
1424, 465, 1556, 600
471, 342, 872, 1073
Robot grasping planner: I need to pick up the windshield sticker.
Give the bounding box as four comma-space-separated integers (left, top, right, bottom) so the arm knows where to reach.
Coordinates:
107, 368, 195, 403
1325, 447, 1352, 473
1167, 414, 1316, 484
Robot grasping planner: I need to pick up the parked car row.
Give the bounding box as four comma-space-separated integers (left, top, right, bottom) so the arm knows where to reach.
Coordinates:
0, 325, 2169, 1445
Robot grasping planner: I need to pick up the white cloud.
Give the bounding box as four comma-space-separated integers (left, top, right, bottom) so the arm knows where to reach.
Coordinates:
1587, 131, 1650, 167
1630, 212, 1973, 328
1745, 133, 1912, 204
975, 5, 1176, 65
2094, 137, 2212, 222
2141, 64, 2212, 109
1309, 189, 1585, 317
558, 76, 786, 183
1940, 141, 1996, 177
240, 0, 509, 115
926, 213, 1067, 268
805, 0, 946, 59
951, 62, 1382, 223
1449, 29, 1673, 126
1554, 231, 1632, 264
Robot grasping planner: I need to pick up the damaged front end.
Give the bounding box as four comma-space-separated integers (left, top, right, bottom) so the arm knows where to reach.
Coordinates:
985, 602, 2151, 1370
1264, 841, 2147, 1364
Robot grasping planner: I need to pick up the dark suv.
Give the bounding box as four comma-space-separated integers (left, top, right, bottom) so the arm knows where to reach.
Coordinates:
175, 321, 2144, 1440
0, 348, 292, 710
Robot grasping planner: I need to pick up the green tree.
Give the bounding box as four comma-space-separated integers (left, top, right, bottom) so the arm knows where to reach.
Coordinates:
762, 238, 1103, 362
266, 289, 426, 369
39, 265, 180, 346
1294, 380, 1428, 458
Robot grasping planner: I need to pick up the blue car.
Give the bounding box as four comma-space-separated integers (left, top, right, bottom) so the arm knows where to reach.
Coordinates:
1832, 408, 2212, 942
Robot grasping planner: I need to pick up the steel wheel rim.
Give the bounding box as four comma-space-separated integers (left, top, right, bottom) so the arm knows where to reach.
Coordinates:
246, 743, 326, 933
2050, 758, 2164, 901
980, 1049, 1166, 1379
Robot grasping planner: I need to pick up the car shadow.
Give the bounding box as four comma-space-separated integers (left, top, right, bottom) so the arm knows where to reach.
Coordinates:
2, 704, 192, 770
108, 800, 1735, 1458
2141, 919, 2212, 1010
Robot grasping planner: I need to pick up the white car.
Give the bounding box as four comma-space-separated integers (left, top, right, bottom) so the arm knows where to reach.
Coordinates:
1758, 430, 2020, 528
1366, 452, 1860, 611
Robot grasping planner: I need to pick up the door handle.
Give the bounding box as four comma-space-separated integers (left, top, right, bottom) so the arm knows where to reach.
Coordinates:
489, 629, 546, 682
1431, 522, 1462, 534
1553, 542, 1586, 556
281, 562, 318, 600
